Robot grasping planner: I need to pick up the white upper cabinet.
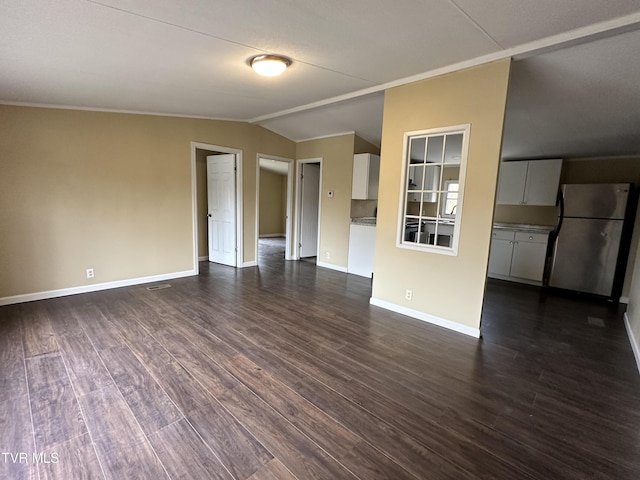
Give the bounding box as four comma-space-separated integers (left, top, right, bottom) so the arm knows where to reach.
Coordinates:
496, 161, 528, 204
352, 153, 380, 200
496, 159, 562, 206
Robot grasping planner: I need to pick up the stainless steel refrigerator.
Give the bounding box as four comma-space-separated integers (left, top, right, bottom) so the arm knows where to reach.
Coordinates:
549, 183, 632, 298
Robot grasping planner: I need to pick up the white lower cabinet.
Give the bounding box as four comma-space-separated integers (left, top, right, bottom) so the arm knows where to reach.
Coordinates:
347, 224, 376, 278
488, 229, 549, 284
488, 230, 514, 276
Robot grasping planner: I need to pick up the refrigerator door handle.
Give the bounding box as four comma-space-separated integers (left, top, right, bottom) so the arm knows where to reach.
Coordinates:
554, 186, 564, 237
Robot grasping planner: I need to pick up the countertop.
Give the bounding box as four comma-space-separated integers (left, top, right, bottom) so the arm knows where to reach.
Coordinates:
351, 217, 377, 226
493, 222, 555, 233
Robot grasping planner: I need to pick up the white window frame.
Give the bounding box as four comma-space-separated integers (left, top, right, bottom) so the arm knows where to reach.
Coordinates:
441, 180, 459, 218
396, 124, 470, 256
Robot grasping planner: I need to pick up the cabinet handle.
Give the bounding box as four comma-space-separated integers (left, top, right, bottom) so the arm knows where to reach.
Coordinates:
529, 235, 533, 240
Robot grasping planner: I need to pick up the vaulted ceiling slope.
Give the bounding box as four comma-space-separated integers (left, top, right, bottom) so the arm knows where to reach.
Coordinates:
2, 1, 640, 157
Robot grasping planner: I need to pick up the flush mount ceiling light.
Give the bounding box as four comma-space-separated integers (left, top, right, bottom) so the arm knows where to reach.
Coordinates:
248, 54, 292, 77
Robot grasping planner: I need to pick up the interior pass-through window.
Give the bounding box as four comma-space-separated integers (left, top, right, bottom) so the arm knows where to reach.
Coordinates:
398, 124, 470, 256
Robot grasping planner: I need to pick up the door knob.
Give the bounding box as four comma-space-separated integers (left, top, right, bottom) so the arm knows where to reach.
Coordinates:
207, 214, 212, 218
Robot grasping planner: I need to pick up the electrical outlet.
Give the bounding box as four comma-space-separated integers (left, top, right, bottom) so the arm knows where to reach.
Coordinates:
325, 251, 331, 260
405, 289, 412, 301
86, 268, 94, 279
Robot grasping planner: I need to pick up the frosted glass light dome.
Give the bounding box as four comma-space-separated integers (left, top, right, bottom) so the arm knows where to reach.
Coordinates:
249, 55, 291, 77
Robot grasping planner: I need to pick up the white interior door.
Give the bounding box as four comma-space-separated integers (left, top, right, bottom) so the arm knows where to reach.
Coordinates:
207, 154, 236, 266
300, 163, 320, 258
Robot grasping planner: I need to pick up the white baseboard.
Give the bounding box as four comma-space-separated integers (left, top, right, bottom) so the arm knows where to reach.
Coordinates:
487, 273, 542, 287
620, 296, 630, 304
0, 270, 197, 306
316, 261, 348, 273
369, 297, 481, 338
242, 261, 258, 268
198, 256, 208, 261
259, 233, 285, 238
347, 270, 373, 279
624, 312, 640, 375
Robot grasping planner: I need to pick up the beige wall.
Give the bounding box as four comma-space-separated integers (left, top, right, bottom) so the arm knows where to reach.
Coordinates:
296, 134, 356, 268
259, 169, 286, 236
0, 105, 294, 300
372, 59, 511, 331
354, 135, 380, 155
493, 205, 557, 226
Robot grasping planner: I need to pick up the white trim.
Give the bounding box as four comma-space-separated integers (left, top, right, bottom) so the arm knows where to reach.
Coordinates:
0, 101, 237, 122
198, 255, 208, 261
369, 297, 481, 338
624, 312, 640, 375
397, 124, 470, 257
0, 270, 196, 307
316, 261, 348, 273
294, 157, 323, 260
242, 261, 258, 268
620, 296, 630, 305
249, 13, 640, 124
191, 142, 244, 270
296, 131, 355, 143
190, 146, 200, 274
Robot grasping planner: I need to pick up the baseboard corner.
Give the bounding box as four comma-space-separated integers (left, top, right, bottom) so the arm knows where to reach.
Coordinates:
316, 261, 348, 273
369, 297, 481, 338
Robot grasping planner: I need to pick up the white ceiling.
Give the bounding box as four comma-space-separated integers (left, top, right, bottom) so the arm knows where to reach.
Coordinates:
2, 0, 640, 159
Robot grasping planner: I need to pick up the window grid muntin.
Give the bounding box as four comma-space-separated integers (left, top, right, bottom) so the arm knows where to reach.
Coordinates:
399, 125, 469, 253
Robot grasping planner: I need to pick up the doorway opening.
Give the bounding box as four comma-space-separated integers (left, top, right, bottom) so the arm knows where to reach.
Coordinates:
295, 158, 322, 261
191, 142, 243, 273
257, 155, 294, 265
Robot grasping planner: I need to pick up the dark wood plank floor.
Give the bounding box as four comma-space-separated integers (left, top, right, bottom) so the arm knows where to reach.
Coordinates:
2, 236, 640, 479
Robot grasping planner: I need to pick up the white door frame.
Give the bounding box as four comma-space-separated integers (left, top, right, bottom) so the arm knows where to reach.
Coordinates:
191, 142, 243, 274
256, 154, 294, 261
294, 157, 323, 260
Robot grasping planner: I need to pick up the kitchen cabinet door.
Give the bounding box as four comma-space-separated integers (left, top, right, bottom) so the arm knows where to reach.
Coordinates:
347, 224, 376, 277
352, 153, 380, 200
488, 229, 548, 283
524, 159, 562, 206
496, 159, 562, 206
488, 238, 513, 276
510, 240, 547, 281
496, 161, 527, 204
